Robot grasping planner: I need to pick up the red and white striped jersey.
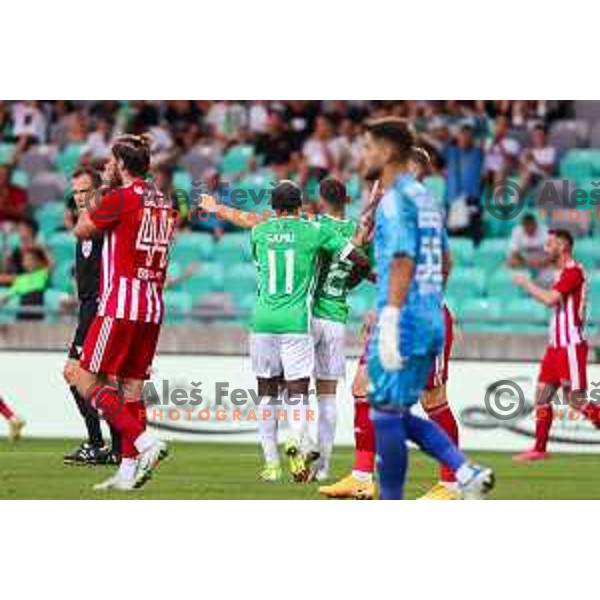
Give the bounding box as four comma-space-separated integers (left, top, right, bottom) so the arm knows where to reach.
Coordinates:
89, 178, 178, 324
549, 259, 587, 348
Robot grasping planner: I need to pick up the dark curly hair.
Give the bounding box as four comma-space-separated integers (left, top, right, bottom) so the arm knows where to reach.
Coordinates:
111, 133, 151, 176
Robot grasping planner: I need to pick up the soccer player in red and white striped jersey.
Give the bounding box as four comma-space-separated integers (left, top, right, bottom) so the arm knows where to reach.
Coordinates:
73, 134, 179, 490
513, 228, 600, 461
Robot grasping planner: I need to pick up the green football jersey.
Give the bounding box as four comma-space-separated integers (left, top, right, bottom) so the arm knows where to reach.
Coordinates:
251, 215, 353, 334
312, 214, 358, 324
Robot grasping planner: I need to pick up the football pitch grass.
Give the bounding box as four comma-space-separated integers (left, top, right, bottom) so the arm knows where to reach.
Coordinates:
1, 438, 600, 499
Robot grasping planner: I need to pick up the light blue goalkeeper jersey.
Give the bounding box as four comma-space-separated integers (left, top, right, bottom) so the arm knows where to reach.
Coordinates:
372, 172, 447, 357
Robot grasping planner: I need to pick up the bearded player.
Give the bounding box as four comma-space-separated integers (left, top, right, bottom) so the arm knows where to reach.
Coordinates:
321, 128, 477, 499
73, 134, 178, 491
513, 228, 600, 461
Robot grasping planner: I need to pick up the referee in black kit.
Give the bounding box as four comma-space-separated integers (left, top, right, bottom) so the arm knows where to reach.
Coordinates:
62, 166, 120, 465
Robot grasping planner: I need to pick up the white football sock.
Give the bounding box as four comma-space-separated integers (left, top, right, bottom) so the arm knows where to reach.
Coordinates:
318, 394, 337, 472
455, 462, 476, 487
257, 396, 279, 464
134, 431, 157, 453
286, 393, 311, 451
118, 458, 137, 482
352, 470, 373, 482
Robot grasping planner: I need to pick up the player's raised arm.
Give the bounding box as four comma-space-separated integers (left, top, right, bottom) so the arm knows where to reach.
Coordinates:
198, 194, 264, 229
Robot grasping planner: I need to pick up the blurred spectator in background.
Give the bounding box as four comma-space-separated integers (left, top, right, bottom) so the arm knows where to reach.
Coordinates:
206, 101, 247, 141
519, 124, 557, 195
0, 101, 12, 139
0, 164, 28, 224
164, 100, 201, 147
284, 100, 317, 150
153, 164, 189, 226
11, 101, 46, 156
0, 247, 50, 320
255, 111, 295, 178
3, 218, 52, 275
484, 114, 521, 183
302, 115, 338, 180
507, 213, 553, 285
426, 116, 451, 154
248, 101, 270, 136
189, 167, 234, 238
82, 117, 112, 162
445, 124, 484, 244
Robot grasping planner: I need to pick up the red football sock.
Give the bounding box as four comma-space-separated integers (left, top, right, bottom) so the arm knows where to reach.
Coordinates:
89, 386, 143, 459
534, 404, 553, 452
0, 398, 15, 420
126, 400, 147, 430
352, 397, 375, 474
425, 403, 459, 483
581, 402, 600, 429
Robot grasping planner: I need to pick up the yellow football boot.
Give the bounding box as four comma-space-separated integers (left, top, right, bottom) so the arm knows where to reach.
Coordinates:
319, 474, 376, 499
418, 483, 462, 500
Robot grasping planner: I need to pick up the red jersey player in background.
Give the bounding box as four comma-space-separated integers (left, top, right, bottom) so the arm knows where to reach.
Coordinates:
72, 134, 179, 490
513, 228, 600, 461
0, 395, 25, 441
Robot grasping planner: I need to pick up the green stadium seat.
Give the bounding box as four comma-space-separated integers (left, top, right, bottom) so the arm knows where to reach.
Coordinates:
164, 290, 193, 323
10, 169, 30, 189
588, 287, 600, 328
36, 202, 66, 239
170, 232, 214, 264
345, 174, 362, 201
560, 150, 593, 181
348, 284, 377, 322
485, 269, 527, 299
0, 143, 16, 164
220, 145, 254, 176
449, 238, 475, 267
223, 263, 256, 295
503, 298, 548, 333
184, 263, 225, 297
231, 174, 272, 213
446, 267, 486, 300
173, 170, 192, 196
588, 274, 600, 310
55, 143, 85, 176
235, 292, 255, 317
0, 293, 18, 324
477, 238, 509, 272
589, 150, 600, 177
47, 231, 76, 266
213, 232, 252, 263
50, 260, 75, 294
459, 297, 506, 333
424, 175, 446, 208
483, 214, 516, 239
574, 238, 600, 270
44, 288, 66, 323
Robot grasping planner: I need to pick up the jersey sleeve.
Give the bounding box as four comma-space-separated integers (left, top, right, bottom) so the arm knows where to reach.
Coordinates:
88, 188, 125, 230
380, 189, 417, 259
553, 266, 584, 298
317, 222, 353, 259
